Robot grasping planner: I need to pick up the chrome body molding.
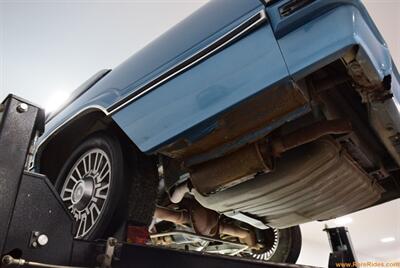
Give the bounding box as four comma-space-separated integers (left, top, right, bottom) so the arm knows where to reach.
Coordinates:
37, 9, 267, 151
106, 9, 267, 115
36, 105, 109, 152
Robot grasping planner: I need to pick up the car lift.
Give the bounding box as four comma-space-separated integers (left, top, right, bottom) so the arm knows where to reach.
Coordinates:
0, 95, 357, 268
325, 226, 358, 267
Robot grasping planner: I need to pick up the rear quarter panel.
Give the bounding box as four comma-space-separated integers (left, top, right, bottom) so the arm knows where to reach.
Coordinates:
266, 0, 391, 81
266, 0, 400, 166
111, 16, 294, 153
40, 0, 303, 155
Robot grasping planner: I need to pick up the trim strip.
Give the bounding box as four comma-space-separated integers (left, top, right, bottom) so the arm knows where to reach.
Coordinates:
46, 69, 111, 123
37, 9, 267, 152
36, 105, 108, 151
107, 9, 267, 114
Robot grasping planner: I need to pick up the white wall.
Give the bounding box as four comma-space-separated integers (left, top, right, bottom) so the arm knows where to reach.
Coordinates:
0, 0, 208, 108
297, 238, 331, 267
297, 199, 400, 266
298, 235, 389, 267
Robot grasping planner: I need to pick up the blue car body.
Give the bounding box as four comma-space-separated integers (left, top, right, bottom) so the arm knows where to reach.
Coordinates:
37, 0, 400, 172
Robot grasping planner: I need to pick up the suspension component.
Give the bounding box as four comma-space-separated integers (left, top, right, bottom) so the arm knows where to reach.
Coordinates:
154, 203, 257, 247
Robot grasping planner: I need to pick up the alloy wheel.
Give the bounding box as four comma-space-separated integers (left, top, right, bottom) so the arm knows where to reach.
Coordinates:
60, 148, 112, 238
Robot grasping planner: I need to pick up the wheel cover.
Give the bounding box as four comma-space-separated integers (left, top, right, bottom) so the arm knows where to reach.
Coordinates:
248, 228, 279, 261
60, 148, 112, 238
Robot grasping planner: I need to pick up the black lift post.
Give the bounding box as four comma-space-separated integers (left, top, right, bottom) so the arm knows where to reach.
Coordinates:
0, 95, 317, 268
0, 95, 76, 265
325, 226, 358, 268
0, 95, 45, 254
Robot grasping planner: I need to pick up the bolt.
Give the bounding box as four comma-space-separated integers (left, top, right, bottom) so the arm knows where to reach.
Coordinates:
33, 231, 40, 237
32, 241, 38, 248
16, 103, 28, 113
2, 255, 13, 265
108, 238, 117, 247
37, 234, 48, 246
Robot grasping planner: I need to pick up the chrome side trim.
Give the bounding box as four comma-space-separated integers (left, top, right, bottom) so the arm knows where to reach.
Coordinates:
46, 69, 111, 123
36, 105, 109, 152
107, 9, 267, 114
36, 9, 267, 153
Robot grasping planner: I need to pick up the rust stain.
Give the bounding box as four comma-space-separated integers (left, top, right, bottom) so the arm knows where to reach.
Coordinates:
190, 141, 272, 195
161, 83, 308, 160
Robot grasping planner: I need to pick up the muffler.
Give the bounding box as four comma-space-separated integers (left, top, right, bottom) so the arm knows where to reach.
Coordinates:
188, 119, 352, 196
190, 141, 273, 195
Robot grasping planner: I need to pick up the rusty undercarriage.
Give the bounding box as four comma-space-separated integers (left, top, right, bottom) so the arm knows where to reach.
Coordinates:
151, 51, 400, 261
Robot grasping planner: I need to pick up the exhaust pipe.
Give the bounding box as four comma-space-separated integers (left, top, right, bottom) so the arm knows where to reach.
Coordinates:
271, 119, 352, 156
188, 119, 352, 195
154, 204, 257, 247
170, 182, 191, 204
219, 222, 257, 247
154, 206, 190, 225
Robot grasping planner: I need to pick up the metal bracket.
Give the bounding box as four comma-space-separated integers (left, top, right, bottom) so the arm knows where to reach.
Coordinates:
224, 211, 270, 230
29, 231, 49, 248
98, 237, 118, 268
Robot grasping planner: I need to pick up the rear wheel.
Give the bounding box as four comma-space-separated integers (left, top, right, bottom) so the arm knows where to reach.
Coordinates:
56, 132, 158, 239
246, 226, 302, 263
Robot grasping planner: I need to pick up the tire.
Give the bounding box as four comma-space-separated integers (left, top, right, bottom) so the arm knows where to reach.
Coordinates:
55, 132, 158, 239
269, 226, 302, 263
247, 226, 302, 263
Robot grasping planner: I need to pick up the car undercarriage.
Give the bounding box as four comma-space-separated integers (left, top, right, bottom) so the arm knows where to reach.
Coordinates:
150, 52, 400, 262
31, 1, 400, 263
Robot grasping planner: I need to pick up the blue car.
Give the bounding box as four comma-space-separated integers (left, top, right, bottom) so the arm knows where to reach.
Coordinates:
35, 0, 400, 263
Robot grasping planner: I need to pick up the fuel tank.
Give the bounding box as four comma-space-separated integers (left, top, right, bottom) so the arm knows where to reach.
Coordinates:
193, 138, 384, 228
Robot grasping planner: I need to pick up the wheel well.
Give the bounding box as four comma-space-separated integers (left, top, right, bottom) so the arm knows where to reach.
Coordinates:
38, 110, 138, 183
